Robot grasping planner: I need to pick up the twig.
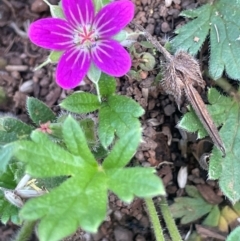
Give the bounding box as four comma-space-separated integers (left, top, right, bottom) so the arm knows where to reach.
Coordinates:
132, 21, 172, 61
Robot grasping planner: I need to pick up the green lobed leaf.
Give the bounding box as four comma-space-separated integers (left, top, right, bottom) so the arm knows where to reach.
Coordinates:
15, 118, 107, 240
98, 95, 144, 148
171, 4, 211, 55
102, 128, 141, 169
172, 0, 240, 80
62, 116, 97, 166
0, 200, 20, 225
21, 172, 107, 241
170, 185, 213, 224
27, 97, 56, 125
60, 92, 100, 113
202, 205, 220, 227
15, 131, 89, 178
105, 167, 165, 203
226, 226, 240, 241
185, 185, 203, 199
98, 73, 116, 98
13, 113, 164, 240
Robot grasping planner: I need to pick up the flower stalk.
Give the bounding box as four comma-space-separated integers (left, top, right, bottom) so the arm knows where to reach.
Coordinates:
145, 198, 165, 241
158, 196, 182, 241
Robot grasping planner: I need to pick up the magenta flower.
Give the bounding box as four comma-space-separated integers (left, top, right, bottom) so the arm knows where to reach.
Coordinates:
29, 0, 134, 89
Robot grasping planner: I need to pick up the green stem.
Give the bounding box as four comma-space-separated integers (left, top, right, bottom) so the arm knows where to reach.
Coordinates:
158, 196, 182, 241
94, 82, 101, 103
145, 198, 165, 241
14, 220, 36, 241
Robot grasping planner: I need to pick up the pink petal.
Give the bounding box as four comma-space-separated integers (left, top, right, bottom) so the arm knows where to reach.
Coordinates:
62, 0, 94, 27
28, 18, 74, 51
56, 48, 91, 89
93, 0, 134, 38
91, 39, 131, 77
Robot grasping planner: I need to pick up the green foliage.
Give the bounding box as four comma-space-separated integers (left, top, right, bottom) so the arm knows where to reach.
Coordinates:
93, 0, 111, 11
60, 92, 101, 113
61, 88, 144, 148
0, 117, 33, 146
170, 185, 213, 224
27, 97, 56, 125
0, 144, 15, 173
202, 205, 220, 227
171, 0, 240, 80
177, 106, 207, 139
87, 63, 102, 84
98, 74, 116, 98
178, 88, 240, 202
0, 200, 20, 224
14, 116, 164, 241
99, 95, 144, 148
226, 226, 240, 241
2, 118, 33, 140
42, 0, 64, 18
0, 164, 20, 225
0, 97, 57, 173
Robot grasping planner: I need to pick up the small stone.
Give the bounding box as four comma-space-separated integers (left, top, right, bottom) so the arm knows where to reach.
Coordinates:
168, 8, 180, 18
161, 22, 171, 33
113, 210, 123, 221
31, 0, 48, 13
39, 78, 50, 87
145, 24, 155, 35
165, 0, 173, 7
173, 0, 181, 4
163, 104, 176, 116
153, 12, 160, 19
0, 57, 7, 70
11, 71, 20, 79
19, 80, 34, 93
141, 0, 148, 5
135, 234, 147, 241
113, 226, 133, 241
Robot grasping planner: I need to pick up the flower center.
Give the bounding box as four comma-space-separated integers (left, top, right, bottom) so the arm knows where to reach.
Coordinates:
74, 25, 98, 49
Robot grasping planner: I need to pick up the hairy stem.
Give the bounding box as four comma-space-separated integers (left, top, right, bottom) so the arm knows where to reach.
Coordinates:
13, 221, 36, 241
145, 198, 165, 241
132, 21, 172, 61
158, 196, 182, 241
